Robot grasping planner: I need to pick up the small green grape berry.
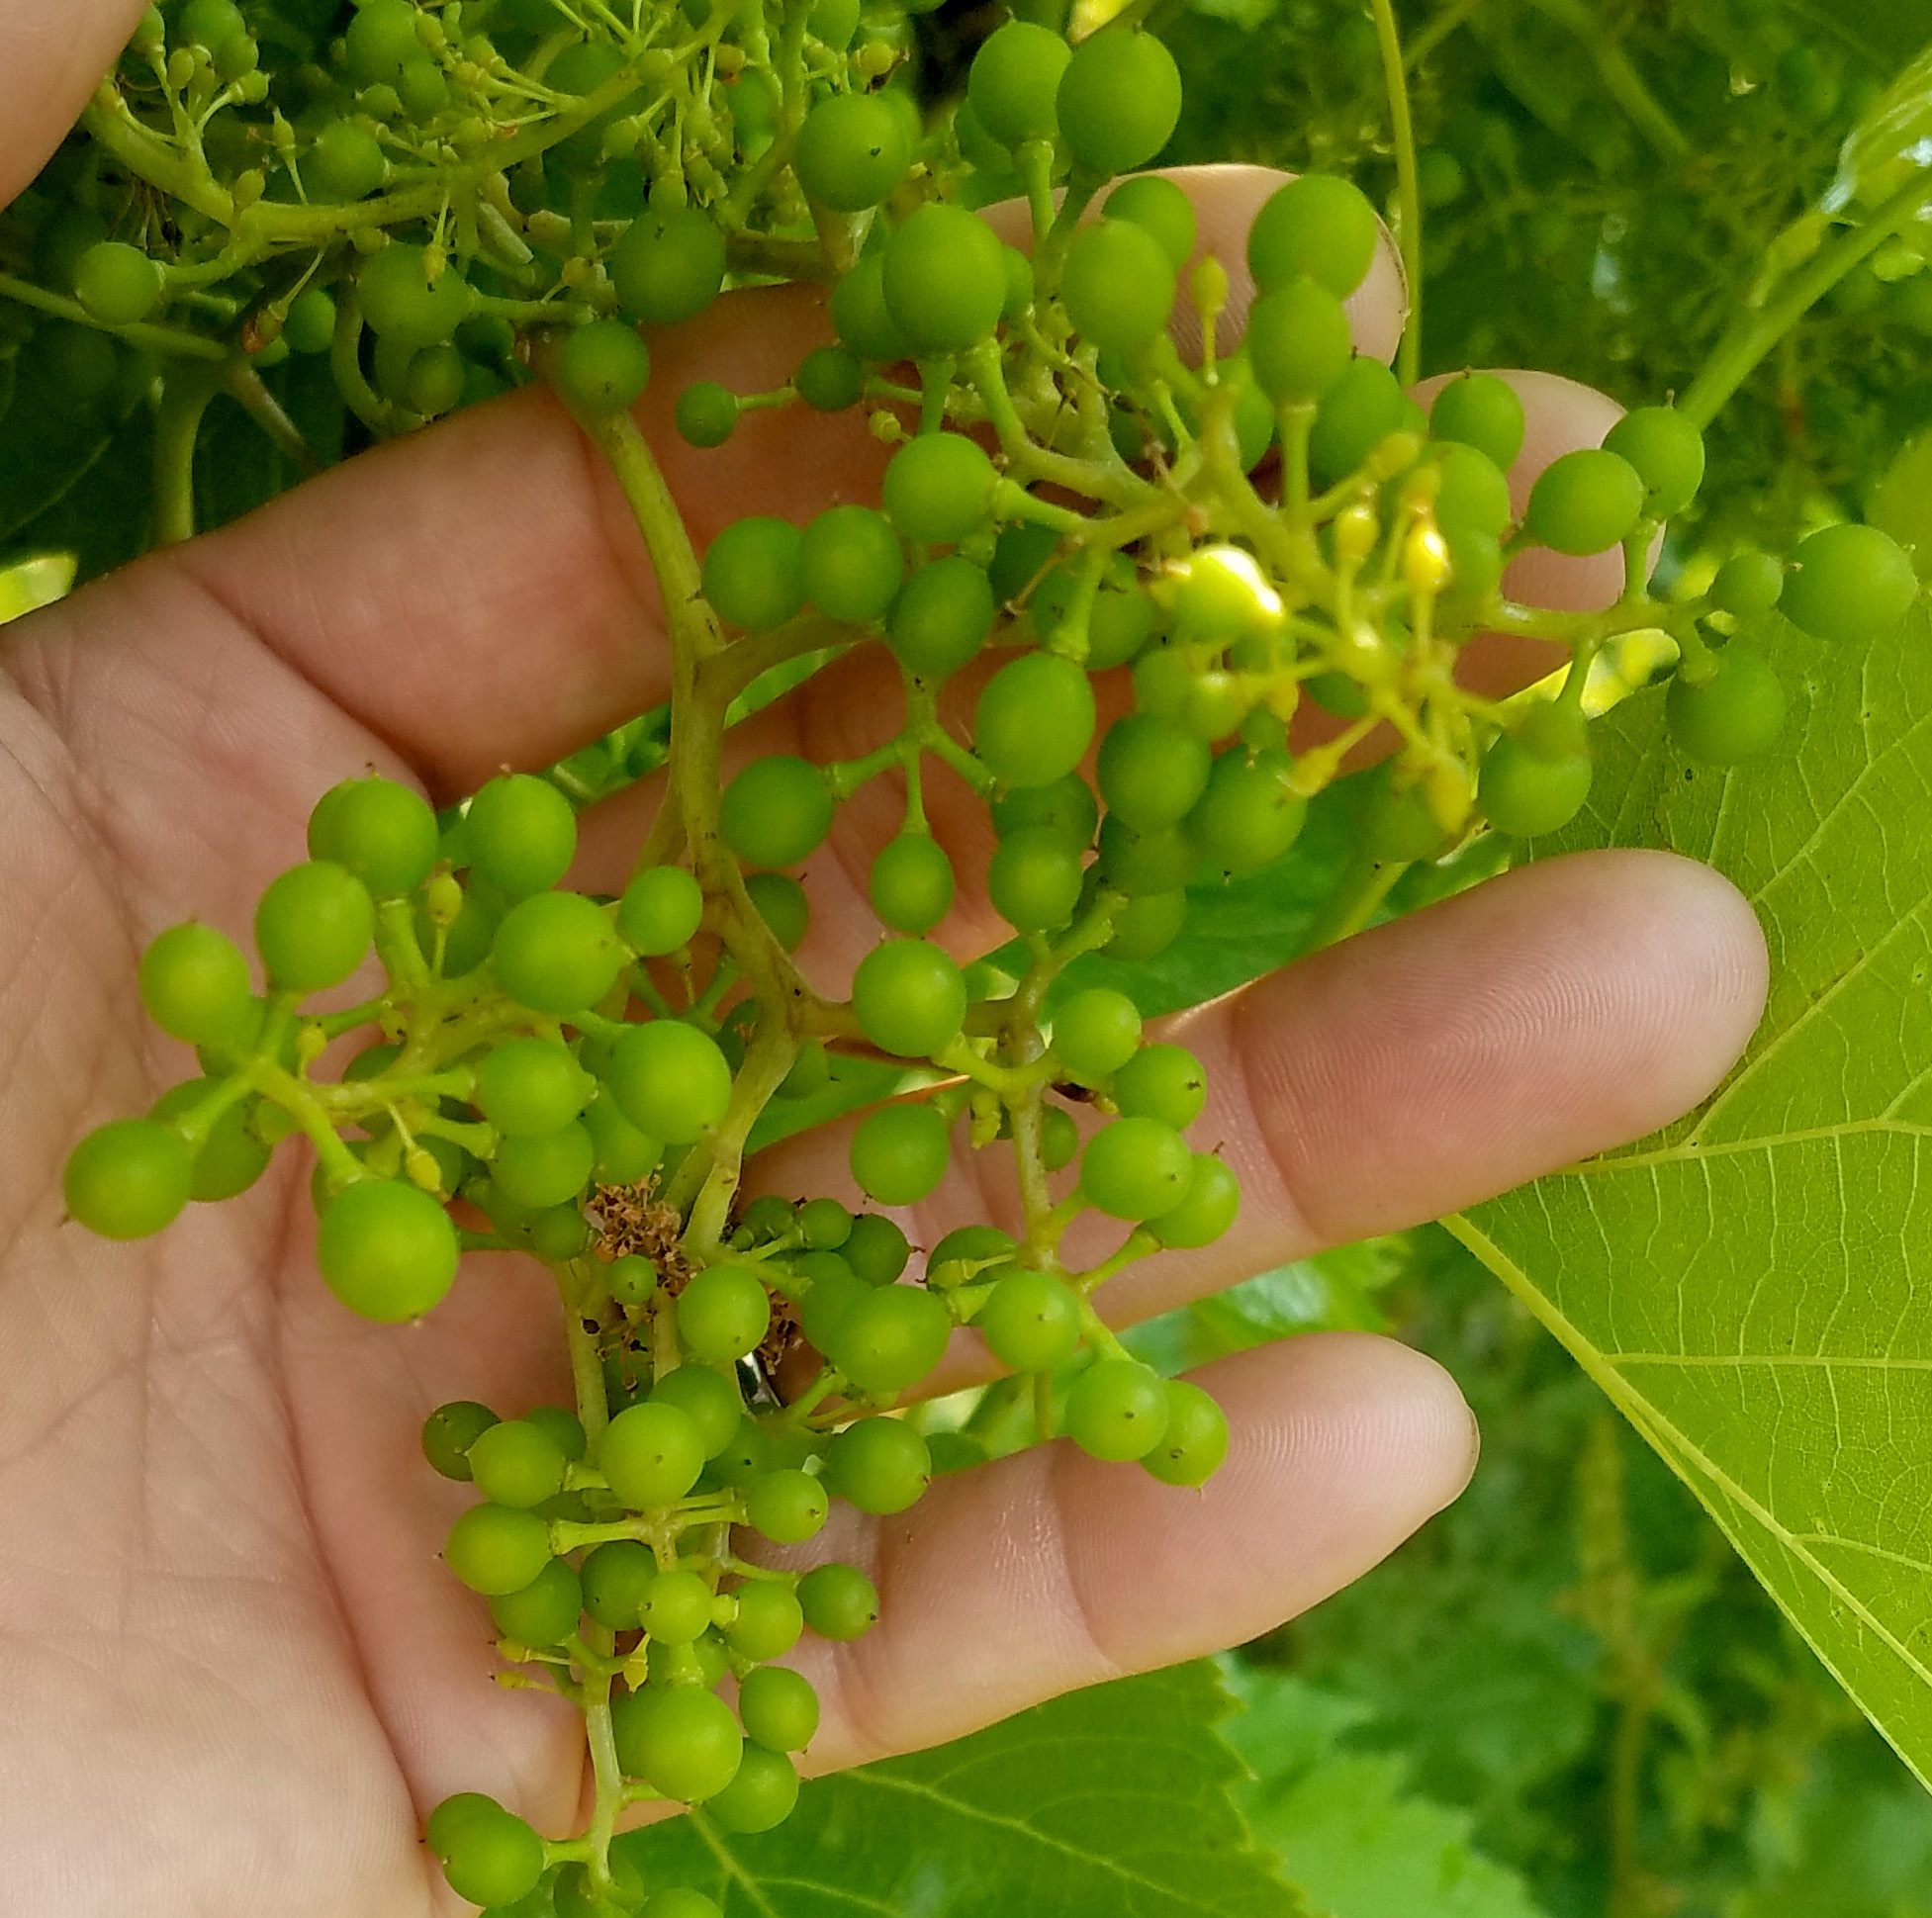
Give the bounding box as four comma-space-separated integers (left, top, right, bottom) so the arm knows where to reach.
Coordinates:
644, 1362, 743, 1460
1708, 551, 1785, 617
308, 120, 388, 202
850, 1101, 952, 1205
1524, 448, 1647, 556
1428, 371, 1525, 470
610, 207, 726, 325
475, 1038, 592, 1138
825, 1416, 931, 1514
1248, 173, 1380, 299
852, 939, 967, 1058
968, 19, 1071, 147
1105, 174, 1197, 271
795, 345, 866, 412
1781, 523, 1917, 643
138, 922, 254, 1048
444, 1502, 553, 1596
675, 380, 737, 447
794, 93, 910, 212
843, 1213, 912, 1286
559, 319, 651, 412
677, 1262, 772, 1362
738, 1663, 820, 1753
703, 516, 807, 632
1062, 218, 1176, 355
725, 1579, 805, 1660
74, 241, 162, 326
254, 861, 375, 993
464, 773, 576, 897
1150, 1152, 1240, 1248
1602, 406, 1704, 519
746, 1466, 830, 1543
598, 1401, 706, 1508
871, 833, 956, 936
638, 1568, 715, 1643
1080, 1116, 1193, 1221
1141, 1378, 1230, 1485
317, 1178, 459, 1322
467, 1417, 568, 1508
1064, 1358, 1168, 1461
745, 870, 810, 951
491, 890, 624, 1015
63, 1119, 194, 1239
798, 1561, 879, 1640
979, 1268, 1082, 1373
720, 754, 834, 868
1055, 30, 1182, 177
618, 866, 705, 954
882, 205, 1009, 355
826, 1283, 953, 1395
422, 1400, 499, 1482
1054, 986, 1143, 1081
607, 1020, 733, 1143
489, 1554, 583, 1647
704, 1745, 799, 1834
975, 654, 1096, 789
1666, 647, 1788, 765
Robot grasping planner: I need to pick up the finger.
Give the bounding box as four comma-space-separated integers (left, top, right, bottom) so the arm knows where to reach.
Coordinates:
981, 162, 1408, 364
775, 1332, 1474, 1773
746, 849, 1768, 1360
0, 0, 148, 206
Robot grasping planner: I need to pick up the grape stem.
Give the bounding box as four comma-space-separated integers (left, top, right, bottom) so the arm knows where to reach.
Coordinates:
1369, 0, 1425, 386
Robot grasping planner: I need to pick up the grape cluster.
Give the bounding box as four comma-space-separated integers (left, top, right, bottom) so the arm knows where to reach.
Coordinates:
38, 0, 1924, 1911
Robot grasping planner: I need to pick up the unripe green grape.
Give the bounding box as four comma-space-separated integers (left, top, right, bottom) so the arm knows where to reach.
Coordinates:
1081, 1116, 1193, 1220
1151, 1152, 1239, 1247
1478, 715, 1594, 838
1781, 523, 1917, 642
639, 1568, 715, 1643
148, 1080, 270, 1203
404, 343, 465, 418
318, 1178, 458, 1321
357, 242, 470, 348
1602, 406, 1704, 519
1666, 647, 1788, 764
545, 38, 644, 169
489, 1553, 583, 1646
345, 0, 416, 81
1709, 551, 1784, 616
830, 253, 914, 363
649, 1363, 743, 1457
853, 939, 967, 1058
888, 557, 996, 679
1055, 986, 1143, 1080
1142, 1378, 1229, 1485
1186, 747, 1308, 874
396, 55, 447, 118
181, 0, 245, 47
425, 1790, 501, 1862
444, 1502, 552, 1596
494, 1122, 595, 1208
610, 207, 726, 324
254, 861, 374, 992
1065, 1358, 1168, 1461
476, 1038, 591, 1138
74, 241, 161, 326
827, 1284, 952, 1394
1105, 173, 1197, 271
1113, 1043, 1206, 1129
844, 1213, 911, 1286
1428, 371, 1524, 470
438, 1804, 546, 1909
720, 754, 834, 868
927, 1224, 1017, 1281
1097, 713, 1211, 832
1248, 173, 1380, 299
283, 290, 337, 355
598, 1401, 706, 1508
605, 1248, 661, 1306
308, 120, 387, 202
993, 772, 1100, 846
745, 1466, 830, 1543
1097, 813, 1197, 896
851, 1101, 951, 1205
810, 0, 860, 44
1442, 526, 1505, 604
1359, 766, 1447, 863
138, 922, 253, 1048
803, 504, 903, 623
1524, 448, 1646, 556
737, 1663, 820, 1754
619, 866, 704, 954
1105, 887, 1187, 960
726, 1578, 805, 1660
1056, 30, 1182, 177
465, 774, 577, 897
797, 1196, 852, 1249
795, 92, 910, 211
871, 832, 955, 935
63, 1119, 193, 1239
707, 1414, 777, 1490
559, 319, 651, 412
1063, 219, 1175, 354
423, 1400, 499, 1482
826, 1416, 931, 1513
796, 345, 866, 411
882, 205, 1008, 355
798, 1561, 879, 1640
677, 1262, 772, 1362
465, 1416, 569, 1509
528, 1203, 591, 1261
556, 1857, 649, 1918
1087, 585, 1160, 670
976, 654, 1097, 789
525, 1403, 588, 1462
968, 20, 1071, 146
582, 1538, 658, 1630
705, 1745, 799, 1834
491, 890, 624, 1015
1042, 1103, 1080, 1170
1309, 357, 1407, 488
620, 1684, 743, 1801
641, 1890, 724, 1918
703, 516, 807, 631
746, 870, 810, 951
1245, 279, 1352, 403
1433, 441, 1515, 540
884, 433, 998, 544
608, 1020, 733, 1142
988, 826, 1085, 932
980, 1268, 1082, 1372
676, 380, 737, 448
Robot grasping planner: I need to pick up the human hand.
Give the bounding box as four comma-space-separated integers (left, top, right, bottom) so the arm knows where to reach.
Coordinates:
0, 26, 1767, 1909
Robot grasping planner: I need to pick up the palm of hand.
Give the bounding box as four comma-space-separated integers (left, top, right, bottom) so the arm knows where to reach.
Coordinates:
0, 149, 1768, 1918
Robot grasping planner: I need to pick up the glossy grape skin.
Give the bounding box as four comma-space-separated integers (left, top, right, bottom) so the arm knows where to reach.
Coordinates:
1062, 219, 1176, 354
884, 433, 999, 544
844, 1213, 912, 1286
608, 1020, 733, 1143
493, 1123, 595, 1208
1055, 986, 1143, 1080
1055, 30, 1183, 177
357, 242, 470, 348
828, 1284, 953, 1395
1781, 523, 1917, 643
968, 19, 1071, 146
705, 1745, 800, 1834
1428, 371, 1525, 470
254, 861, 375, 992
1065, 1359, 1168, 1461
618, 866, 703, 957
598, 1401, 706, 1508
138, 922, 253, 1047
63, 1119, 194, 1239
726, 1579, 805, 1660
1524, 448, 1646, 556
465, 773, 577, 897
444, 1503, 552, 1596
798, 1562, 879, 1640
802, 504, 903, 624
720, 754, 834, 868
889, 558, 996, 678
1141, 1379, 1230, 1485
1150, 1153, 1240, 1248
1246, 280, 1352, 404
988, 826, 1084, 933
1247, 174, 1380, 299
1105, 174, 1197, 270
468, 1418, 568, 1508
1080, 1116, 1194, 1220
1709, 551, 1784, 616
882, 206, 1008, 355
422, 1400, 500, 1482
738, 1665, 821, 1752
871, 833, 956, 935
616, 1685, 742, 1802
1603, 406, 1704, 518
979, 1269, 1083, 1372
610, 207, 726, 324
746, 1467, 829, 1543
475, 1037, 592, 1138
437, 1804, 546, 1908
830, 253, 914, 363
489, 1555, 584, 1646
582, 1539, 658, 1631
1478, 708, 1594, 838
491, 890, 625, 1015
650, 1362, 745, 1456
677, 1262, 772, 1362
703, 517, 807, 631
825, 1416, 932, 1513
850, 1102, 952, 1205
976, 654, 1097, 789
1666, 647, 1788, 764
795, 93, 911, 212
853, 939, 967, 1058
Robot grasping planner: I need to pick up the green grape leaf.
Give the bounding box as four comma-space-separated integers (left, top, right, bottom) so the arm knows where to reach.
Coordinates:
0, 349, 139, 559
1223, 1667, 1551, 1918
615, 1662, 1314, 1915
1448, 603, 1932, 1785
